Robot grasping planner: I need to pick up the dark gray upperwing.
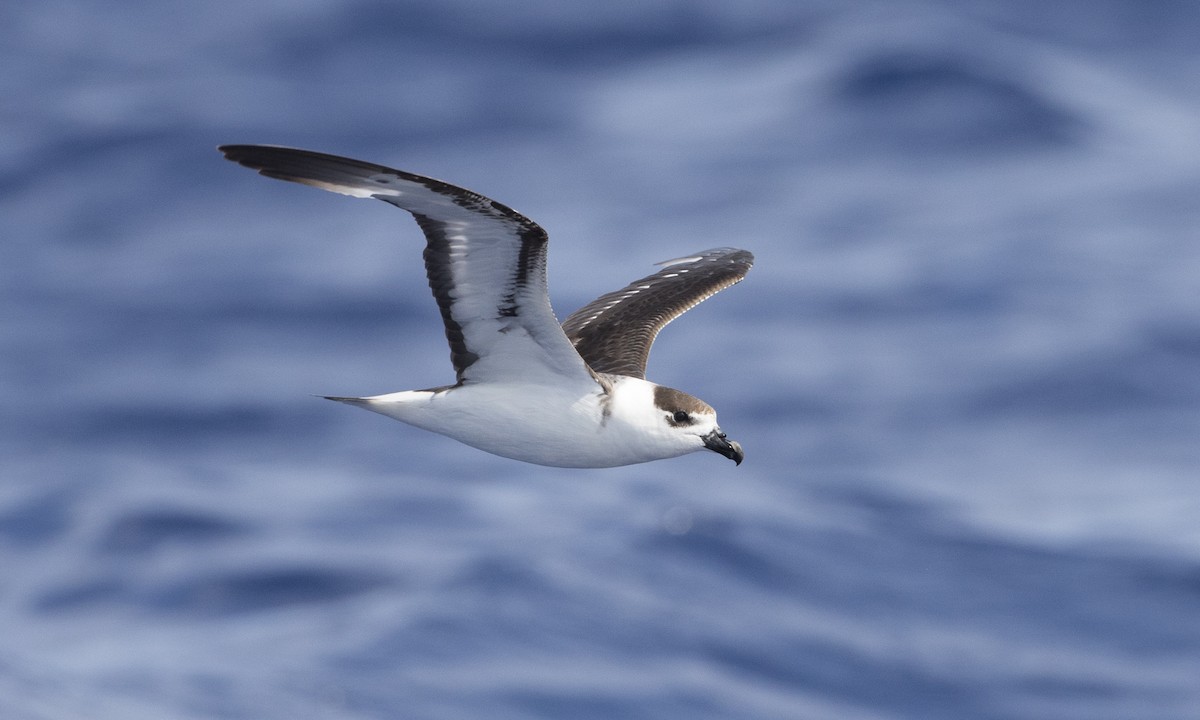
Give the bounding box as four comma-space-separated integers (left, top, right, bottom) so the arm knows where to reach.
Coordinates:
561, 247, 753, 379
220, 145, 593, 386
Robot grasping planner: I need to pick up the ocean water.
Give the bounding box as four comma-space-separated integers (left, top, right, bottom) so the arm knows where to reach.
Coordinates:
3, 1, 1200, 718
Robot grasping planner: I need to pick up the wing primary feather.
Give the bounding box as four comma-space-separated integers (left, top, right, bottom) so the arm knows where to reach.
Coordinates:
561, 247, 753, 378
219, 144, 592, 385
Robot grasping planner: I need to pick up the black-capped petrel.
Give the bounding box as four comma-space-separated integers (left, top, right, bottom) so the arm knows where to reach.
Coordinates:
219, 145, 752, 468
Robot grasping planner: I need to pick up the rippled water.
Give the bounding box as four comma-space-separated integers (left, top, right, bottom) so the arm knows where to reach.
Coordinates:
4, 2, 1200, 718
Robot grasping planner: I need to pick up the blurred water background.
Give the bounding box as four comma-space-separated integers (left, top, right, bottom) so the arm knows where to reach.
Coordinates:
3, 1, 1200, 718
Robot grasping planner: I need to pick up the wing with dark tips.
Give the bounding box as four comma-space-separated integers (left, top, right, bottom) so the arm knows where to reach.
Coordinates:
561, 247, 753, 378
220, 144, 593, 386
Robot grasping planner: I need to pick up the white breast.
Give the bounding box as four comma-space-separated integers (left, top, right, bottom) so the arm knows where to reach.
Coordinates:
348, 377, 699, 468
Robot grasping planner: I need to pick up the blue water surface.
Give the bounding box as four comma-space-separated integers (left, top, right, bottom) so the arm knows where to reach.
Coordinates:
3, 2, 1200, 718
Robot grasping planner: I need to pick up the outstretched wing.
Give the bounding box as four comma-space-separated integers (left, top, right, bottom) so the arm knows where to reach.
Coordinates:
561, 247, 754, 378
220, 145, 593, 386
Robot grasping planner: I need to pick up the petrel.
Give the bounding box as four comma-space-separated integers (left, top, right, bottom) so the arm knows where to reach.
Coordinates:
220, 145, 752, 468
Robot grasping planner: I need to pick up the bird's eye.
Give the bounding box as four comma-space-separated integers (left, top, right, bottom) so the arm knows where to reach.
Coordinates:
672, 410, 690, 424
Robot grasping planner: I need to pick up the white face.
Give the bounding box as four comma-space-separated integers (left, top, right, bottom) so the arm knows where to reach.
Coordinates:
607, 378, 743, 464
658, 405, 721, 446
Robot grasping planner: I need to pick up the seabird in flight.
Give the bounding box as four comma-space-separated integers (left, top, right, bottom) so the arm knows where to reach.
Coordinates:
220, 145, 752, 467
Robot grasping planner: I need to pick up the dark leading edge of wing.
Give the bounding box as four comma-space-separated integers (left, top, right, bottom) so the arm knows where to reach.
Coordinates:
561, 248, 754, 379
221, 146, 752, 386
219, 145, 590, 385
